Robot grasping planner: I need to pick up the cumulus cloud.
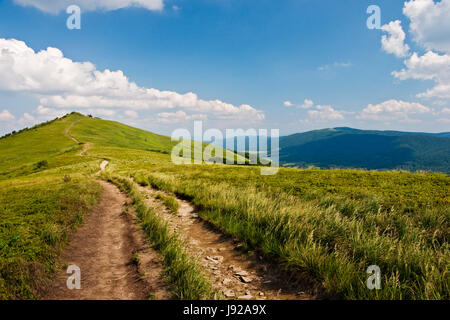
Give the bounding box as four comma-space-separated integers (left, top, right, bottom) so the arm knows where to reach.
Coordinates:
379, 1, 450, 102
392, 51, 450, 99
403, 0, 450, 53
393, 51, 450, 81
0, 106, 75, 133
0, 38, 264, 123
157, 110, 207, 124
286, 99, 345, 122
283, 99, 314, 109
381, 20, 410, 58
124, 110, 139, 118
0, 110, 15, 121
299, 99, 315, 109
20, 112, 36, 123
86, 108, 117, 117
13, 0, 164, 14
358, 99, 430, 122
307, 105, 345, 121
36, 105, 69, 118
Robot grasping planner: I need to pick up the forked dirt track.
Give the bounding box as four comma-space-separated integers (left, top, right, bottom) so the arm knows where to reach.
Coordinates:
140, 186, 324, 300
46, 122, 320, 300
44, 123, 173, 299
45, 175, 172, 299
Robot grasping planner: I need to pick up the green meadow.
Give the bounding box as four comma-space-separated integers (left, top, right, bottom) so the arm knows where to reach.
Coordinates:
0, 113, 448, 299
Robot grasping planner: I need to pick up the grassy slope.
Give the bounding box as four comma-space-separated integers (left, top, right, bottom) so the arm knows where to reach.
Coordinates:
0, 115, 85, 180
0, 113, 234, 299
0, 114, 104, 298
70, 116, 175, 154
0, 113, 449, 300
128, 166, 449, 299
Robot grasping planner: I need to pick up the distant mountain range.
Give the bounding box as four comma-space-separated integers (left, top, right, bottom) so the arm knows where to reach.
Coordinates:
215, 127, 450, 173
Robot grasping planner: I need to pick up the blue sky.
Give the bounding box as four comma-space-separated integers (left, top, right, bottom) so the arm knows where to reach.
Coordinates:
0, 0, 449, 136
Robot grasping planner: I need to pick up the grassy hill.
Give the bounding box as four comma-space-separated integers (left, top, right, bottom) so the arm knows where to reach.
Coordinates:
69, 114, 175, 153
0, 113, 448, 300
279, 127, 450, 172
0, 113, 176, 180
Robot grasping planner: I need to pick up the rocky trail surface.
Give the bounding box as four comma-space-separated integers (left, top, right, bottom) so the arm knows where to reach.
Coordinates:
139, 185, 324, 300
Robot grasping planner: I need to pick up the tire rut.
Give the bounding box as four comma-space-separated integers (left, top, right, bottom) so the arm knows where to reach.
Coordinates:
44, 180, 173, 300
139, 185, 325, 300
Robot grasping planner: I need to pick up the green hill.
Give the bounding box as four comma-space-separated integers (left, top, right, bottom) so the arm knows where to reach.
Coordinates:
0, 113, 176, 180
69, 114, 175, 153
0, 113, 448, 300
279, 127, 450, 172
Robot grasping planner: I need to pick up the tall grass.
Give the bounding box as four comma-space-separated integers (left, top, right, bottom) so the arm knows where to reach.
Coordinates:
1, 113, 448, 300
104, 174, 217, 300
131, 172, 449, 300
0, 174, 102, 299
155, 193, 179, 215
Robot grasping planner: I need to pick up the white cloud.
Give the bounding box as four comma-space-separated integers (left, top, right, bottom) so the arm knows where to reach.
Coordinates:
13, 0, 164, 14
0, 110, 15, 121
381, 20, 410, 58
21, 112, 35, 123
20, 106, 69, 126
318, 62, 352, 71
438, 107, 450, 124
334, 62, 352, 68
358, 99, 430, 122
307, 105, 345, 121
157, 110, 207, 124
0, 38, 264, 123
299, 99, 314, 109
286, 99, 345, 122
86, 108, 117, 117
437, 108, 450, 123
1, 105, 117, 133
392, 51, 450, 81
36, 105, 69, 118
283, 99, 314, 109
403, 0, 450, 54
380, 2, 450, 101
124, 110, 139, 118
392, 51, 450, 99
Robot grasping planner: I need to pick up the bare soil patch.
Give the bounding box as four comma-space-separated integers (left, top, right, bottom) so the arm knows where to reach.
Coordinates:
44, 180, 173, 300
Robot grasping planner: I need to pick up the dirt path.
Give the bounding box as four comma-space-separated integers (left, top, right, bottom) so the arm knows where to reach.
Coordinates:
79, 142, 91, 156
97, 160, 109, 175
139, 186, 325, 300
44, 167, 173, 299
64, 121, 91, 156
64, 121, 79, 144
